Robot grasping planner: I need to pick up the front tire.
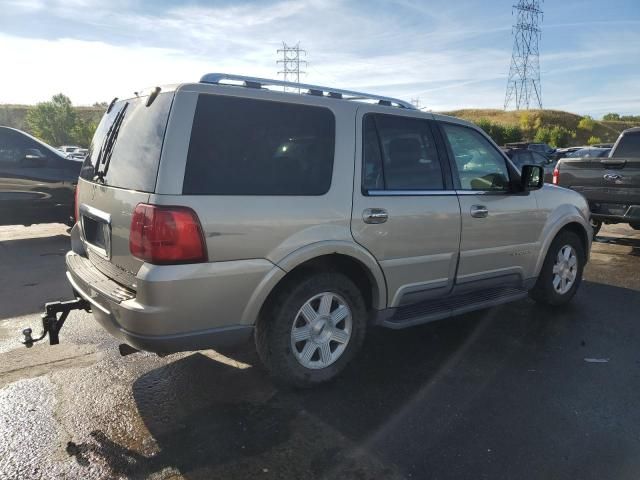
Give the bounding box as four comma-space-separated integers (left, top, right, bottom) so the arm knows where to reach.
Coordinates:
530, 230, 585, 306
630, 222, 640, 231
590, 218, 602, 237
255, 272, 367, 388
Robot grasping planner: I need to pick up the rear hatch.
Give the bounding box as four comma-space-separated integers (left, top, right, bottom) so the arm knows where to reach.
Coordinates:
559, 156, 640, 213
76, 90, 174, 288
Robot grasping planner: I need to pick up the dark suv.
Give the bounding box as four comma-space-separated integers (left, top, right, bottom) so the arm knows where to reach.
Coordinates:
0, 126, 81, 226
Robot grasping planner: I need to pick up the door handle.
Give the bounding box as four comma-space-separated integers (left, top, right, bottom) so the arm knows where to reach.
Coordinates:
363, 208, 388, 224
470, 205, 489, 218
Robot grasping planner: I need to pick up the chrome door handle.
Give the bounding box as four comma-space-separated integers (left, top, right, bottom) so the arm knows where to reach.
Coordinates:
470, 205, 489, 218
363, 208, 388, 224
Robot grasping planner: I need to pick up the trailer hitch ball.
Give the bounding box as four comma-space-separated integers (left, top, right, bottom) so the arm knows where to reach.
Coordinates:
22, 328, 34, 348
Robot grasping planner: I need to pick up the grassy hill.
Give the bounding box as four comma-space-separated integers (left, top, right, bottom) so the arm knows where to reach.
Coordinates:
441, 109, 640, 146
0, 105, 104, 134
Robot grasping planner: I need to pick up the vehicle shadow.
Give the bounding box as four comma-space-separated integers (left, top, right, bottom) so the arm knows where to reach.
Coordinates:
595, 234, 640, 256
0, 233, 71, 319
67, 280, 640, 479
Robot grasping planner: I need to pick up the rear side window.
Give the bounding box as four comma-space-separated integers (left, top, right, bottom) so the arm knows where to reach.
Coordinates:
362, 114, 445, 192
183, 95, 335, 195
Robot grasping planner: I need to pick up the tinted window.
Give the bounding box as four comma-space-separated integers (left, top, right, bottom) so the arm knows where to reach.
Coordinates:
530, 151, 549, 165
80, 92, 173, 192
0, 128, 60, 167
613, 132, 640, 158
441, 123, 510, 191
183, 95, 335, 195
362, 114, 444, 191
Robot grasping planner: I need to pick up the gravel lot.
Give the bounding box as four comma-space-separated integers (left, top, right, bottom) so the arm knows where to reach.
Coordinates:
0, 223, 639, 479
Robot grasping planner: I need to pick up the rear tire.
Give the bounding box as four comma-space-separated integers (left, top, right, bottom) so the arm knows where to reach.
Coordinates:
590, 219, 602, 237
255, 272, 367, 388
530, 230, 585, 306
630, 223, 640, 231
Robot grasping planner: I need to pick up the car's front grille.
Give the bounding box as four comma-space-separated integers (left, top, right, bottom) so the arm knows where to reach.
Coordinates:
67, 253, 136, 303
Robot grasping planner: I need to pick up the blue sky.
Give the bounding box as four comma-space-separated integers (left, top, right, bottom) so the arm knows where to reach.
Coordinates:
1, 0, 639, 117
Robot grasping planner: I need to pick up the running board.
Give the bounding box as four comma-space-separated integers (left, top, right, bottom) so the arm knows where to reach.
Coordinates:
380, 286, 528, 329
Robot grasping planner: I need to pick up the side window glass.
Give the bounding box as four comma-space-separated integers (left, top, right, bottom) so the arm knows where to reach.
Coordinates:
362, 114, 444, 191
0, 130, 24, 166
362, 116, 384, 191
441, 123, 510, 191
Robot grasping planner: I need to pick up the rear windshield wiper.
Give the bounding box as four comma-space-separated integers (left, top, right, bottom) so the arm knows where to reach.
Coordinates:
93, 102, 129, 183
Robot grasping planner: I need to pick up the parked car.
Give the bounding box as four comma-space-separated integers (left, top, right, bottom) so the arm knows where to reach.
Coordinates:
554, 127, 640, 235
502, 147, 556, 182
58, 145, 82, 155
505, 142, 556, 159
67, 148, 88, 161
565, 147, 611, 158
553, 146, 583, 160
56, 74, 591, 387
0, 126, 82, 226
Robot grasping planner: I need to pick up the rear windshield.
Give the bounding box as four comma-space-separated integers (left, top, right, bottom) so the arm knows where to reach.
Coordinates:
613, 132, 640, 158
80, 92, 173, 191
183, 94, 335, 195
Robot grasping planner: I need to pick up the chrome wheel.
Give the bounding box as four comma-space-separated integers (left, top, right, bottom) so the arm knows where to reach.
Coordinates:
290, 292, 352, 370
552, 244, 578, 295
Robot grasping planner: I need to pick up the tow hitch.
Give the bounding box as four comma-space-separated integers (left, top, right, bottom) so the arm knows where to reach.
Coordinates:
22, 298, 91, 347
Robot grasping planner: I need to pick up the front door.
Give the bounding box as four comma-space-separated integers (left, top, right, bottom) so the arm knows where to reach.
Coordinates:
437, 121, 545, 289
351, 108, 461, 307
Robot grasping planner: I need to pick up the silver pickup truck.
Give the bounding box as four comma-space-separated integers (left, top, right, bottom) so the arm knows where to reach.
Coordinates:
555, 127, 640, 235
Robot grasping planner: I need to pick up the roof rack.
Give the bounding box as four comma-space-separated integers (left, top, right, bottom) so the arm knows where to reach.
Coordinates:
199, 73, 416, 110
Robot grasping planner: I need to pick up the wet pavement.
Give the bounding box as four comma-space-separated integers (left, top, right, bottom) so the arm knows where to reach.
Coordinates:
1, 223, 639, 479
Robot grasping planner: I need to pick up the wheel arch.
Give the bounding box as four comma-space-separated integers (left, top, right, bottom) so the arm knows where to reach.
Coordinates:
534, 214, 591, 278
240, 241, 387, 326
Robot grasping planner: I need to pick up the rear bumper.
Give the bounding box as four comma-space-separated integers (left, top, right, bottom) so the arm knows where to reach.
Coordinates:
590, 202, 640, 223
65, 251, 275, 353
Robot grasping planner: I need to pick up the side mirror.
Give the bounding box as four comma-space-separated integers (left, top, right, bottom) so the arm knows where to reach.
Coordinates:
521, 164, 544, 191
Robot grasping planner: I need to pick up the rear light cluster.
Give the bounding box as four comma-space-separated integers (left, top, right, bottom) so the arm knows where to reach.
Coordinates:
552, 166, 559, 185
129, 204, 207, 265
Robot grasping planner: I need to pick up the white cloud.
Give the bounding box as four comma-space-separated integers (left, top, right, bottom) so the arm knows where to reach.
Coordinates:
0, 0, 638, 116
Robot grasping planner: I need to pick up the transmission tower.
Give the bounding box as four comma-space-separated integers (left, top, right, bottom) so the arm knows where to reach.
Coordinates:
411, 98, 421, 109
504, 0, 543, 110
277, 42, 307, 92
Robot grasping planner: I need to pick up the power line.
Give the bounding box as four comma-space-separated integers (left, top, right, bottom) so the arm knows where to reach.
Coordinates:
277, 42, 307, 92
504, 0, 543, 110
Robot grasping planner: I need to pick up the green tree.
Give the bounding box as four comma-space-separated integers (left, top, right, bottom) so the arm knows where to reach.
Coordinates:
603, 113, 620, 121
71, 120, 98, 147
475, 119, 522, 146
26, 94, 77, 147
587, 136, 602, 146
534, 125, 573, 148
577, 115, 595, 131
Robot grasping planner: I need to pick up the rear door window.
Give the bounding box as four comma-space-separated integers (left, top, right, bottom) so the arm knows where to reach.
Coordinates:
612, 132, 640, 158
183, 94, 335, 195
362, 113, 445, 192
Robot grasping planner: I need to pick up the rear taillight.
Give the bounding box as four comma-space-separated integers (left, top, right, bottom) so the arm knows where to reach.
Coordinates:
129, 204, 207, 264
74, 186, 79, 223
552, 166, 559, 185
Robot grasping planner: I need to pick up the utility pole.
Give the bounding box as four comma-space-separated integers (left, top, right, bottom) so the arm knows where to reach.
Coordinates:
504, 0, 543, 110
411, 98, 421, 110
277, 42, 307, 92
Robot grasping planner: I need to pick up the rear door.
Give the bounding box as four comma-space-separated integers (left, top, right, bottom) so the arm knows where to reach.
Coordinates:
351, 108, 461, 307
76, 90, 174, 287
437, 121, 545, 289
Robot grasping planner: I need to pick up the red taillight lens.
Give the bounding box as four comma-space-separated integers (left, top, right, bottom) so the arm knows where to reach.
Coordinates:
74, 186, 79, 223
552, 166, 559, 185
129, 204, 207, 264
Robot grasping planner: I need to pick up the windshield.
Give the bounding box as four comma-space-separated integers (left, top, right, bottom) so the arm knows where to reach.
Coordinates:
79, 91, 173, 192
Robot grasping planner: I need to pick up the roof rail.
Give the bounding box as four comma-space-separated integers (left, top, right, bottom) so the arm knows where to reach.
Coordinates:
199, 73, 416, 110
